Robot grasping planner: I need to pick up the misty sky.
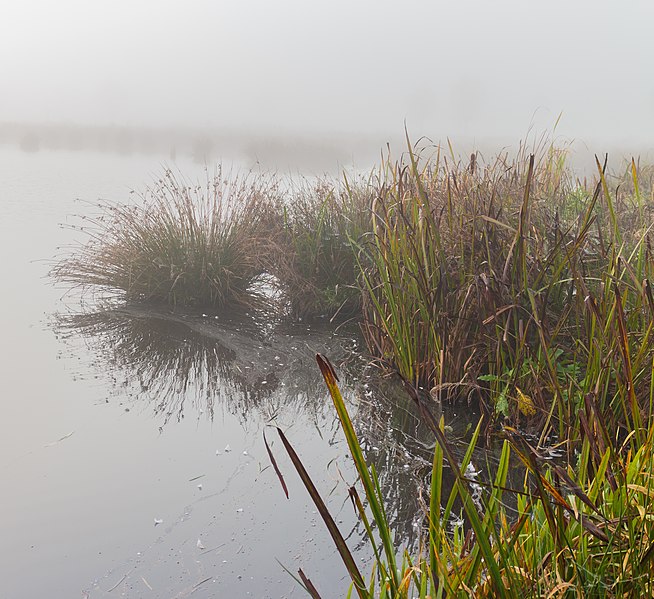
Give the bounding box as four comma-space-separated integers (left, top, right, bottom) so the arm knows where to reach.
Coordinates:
2, 0, 653, 146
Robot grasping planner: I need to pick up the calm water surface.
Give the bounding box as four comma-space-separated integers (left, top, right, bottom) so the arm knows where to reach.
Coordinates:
0, 146, 455, 598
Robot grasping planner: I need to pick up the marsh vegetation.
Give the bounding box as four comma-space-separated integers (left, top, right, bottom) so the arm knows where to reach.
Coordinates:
53, 137, 654, 596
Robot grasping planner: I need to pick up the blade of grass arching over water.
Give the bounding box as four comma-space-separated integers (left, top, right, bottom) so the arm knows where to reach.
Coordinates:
505, 427, 610, 548
348, 486, 389, 586
548, 461, 603, 519
316, 354, 400, 594
275, 427, 369, 599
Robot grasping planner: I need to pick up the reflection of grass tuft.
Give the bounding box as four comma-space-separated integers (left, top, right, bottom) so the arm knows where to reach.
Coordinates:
52, 306, 358, 424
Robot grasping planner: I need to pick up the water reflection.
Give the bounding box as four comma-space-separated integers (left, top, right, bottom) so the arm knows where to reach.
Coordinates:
52, 302, 504, 561
53, 304, 360, 425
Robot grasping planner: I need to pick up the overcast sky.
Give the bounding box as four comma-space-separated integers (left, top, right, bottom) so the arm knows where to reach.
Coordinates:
2, 0, 653, 148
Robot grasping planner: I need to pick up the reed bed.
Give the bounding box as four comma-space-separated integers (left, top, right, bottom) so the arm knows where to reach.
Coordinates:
357, 141, 654, 432
262, 140, 654, 597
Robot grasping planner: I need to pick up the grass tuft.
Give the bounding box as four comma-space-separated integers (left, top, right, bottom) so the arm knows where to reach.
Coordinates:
52, 167, 282, 309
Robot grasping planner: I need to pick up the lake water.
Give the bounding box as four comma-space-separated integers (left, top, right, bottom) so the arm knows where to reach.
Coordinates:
0, 145, 456, 598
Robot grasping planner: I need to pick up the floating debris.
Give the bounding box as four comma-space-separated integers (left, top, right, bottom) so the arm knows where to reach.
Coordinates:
106, 574, 127, 592
44, 431, 75, 447
154, 518, 163, 526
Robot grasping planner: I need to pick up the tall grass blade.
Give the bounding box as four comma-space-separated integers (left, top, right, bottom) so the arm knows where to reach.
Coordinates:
316, 354, 400, 593
275, 426, 369, 599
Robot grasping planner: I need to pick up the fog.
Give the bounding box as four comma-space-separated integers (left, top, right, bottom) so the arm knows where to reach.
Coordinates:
2, 0, 653, 167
